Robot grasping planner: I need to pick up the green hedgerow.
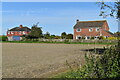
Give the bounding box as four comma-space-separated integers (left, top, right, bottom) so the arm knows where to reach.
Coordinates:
60, 44, 120, 78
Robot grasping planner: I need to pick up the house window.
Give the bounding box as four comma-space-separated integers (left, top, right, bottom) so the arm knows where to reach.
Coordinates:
19, 31, 22, 34
11, 31, 14, 34
7, 31, 10, 34
23, 31, 26, 34
89, 28, 93, 32
77, 28, 81, 32
76, 36, 82, 39
94, 36, 99, 39
86, 36, 90, 39
96, 28, 100, 32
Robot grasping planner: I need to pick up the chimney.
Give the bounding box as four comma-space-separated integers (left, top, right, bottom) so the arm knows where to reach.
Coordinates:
76, 19, 79, 22
19, 25, 23, 28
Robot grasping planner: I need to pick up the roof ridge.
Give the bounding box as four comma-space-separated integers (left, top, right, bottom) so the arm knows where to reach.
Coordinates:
78, 20, 106, 23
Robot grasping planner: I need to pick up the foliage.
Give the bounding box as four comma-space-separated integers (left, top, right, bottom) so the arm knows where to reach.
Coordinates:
54, 36, 61, 39
91, 37, 95, 40
50, 35, 56, 39
58, 45, 120, 78
29, 23, 43, 39
97, 2, 120, 18
107, 37, 118, 40
61, 32, 67, 39
99, 36, 106, 40
44, 32, 50, 39
82, 36, 85, 39
66, 34, 73, 39
0, 35, 8, 41
85, 45, 120, 78
64, 39, 69, 43
114, 31, 120, 37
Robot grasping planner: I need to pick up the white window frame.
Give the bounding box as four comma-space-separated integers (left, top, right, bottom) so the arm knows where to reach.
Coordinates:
89, 28, 93, 32
7, 31, 10, 34
23, 31, 26, 34
19, 31, 22, 34
76, 28, 81, 32
76, 35, 82, 39
85, 36, 90, 40
94, 36, 98, 39
96, 28, 100, 32
11, 31, 14, 34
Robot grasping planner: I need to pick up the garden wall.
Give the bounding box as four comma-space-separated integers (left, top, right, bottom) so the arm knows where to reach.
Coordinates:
23, 38, 118, 44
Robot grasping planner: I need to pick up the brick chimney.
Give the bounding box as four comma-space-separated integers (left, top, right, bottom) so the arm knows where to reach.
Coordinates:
19, 25, 23, 28
76, 19, 79, 23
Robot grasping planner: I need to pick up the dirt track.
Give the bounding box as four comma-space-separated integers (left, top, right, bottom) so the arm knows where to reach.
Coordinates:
2, 43, 106, 78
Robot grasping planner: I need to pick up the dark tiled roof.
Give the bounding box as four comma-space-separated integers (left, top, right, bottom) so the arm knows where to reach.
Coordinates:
104, 30, 114, 36
74, 20, 106, 29
8, 27, 31, 32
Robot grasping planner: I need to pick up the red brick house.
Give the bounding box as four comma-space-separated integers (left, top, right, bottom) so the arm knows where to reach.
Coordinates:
7, 25, 31, 41
73, 20, 113, 40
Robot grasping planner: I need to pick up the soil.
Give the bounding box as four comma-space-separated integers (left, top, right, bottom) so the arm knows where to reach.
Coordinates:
2, 43, 107, 78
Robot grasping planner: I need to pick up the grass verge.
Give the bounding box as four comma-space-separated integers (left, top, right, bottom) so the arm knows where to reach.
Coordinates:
1, 41, 117, 45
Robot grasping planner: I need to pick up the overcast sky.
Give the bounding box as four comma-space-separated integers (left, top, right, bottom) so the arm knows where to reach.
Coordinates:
2, 2, 118, 35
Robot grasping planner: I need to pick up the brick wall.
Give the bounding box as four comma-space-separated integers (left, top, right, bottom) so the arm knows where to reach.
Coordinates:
7, 31, 30, 37
74, 28, 112, 40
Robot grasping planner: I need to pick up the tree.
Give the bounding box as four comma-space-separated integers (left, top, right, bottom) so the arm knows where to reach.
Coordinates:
50, 35, 56, 39
66, 34, 73, 39
97, 1, 120, 50
114, 31, 120, 37
44, 32, 50, 39
0, 35, 8, 41
29, 22, 43, 39
61, 32, 67, 39
54, 36, 61, 39
97, 1, 120, 18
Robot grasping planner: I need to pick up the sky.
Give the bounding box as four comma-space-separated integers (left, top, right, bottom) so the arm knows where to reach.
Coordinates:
2, 2, 118, 35
1, 0, 116, 2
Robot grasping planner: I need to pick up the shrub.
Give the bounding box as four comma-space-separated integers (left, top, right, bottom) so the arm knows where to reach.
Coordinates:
0, 35, 8, 41
107, 37, 118, 40
82, 37, 85, 39
54, 36, 61, 39
99, 36, 106, 40
64, 39, 69, 43
91, 37, 94, 39
60, 45, 120, 78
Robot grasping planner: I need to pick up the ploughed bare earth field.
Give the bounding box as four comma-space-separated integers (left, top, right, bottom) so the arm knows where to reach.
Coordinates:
2, 43, 107, 78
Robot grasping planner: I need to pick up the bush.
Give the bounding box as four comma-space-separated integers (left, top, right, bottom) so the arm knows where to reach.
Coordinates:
64, 39, 69, 43
0, 35, 8, 41
60, 45, 120, 78
82, 37, 85, 39
99, 36, 106, 40
107, 37, 118, 40
91, 37, 94, 39
54, 36, 61, 39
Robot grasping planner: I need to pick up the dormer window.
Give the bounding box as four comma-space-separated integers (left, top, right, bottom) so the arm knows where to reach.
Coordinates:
77, 28, 81, 32
89, 28, 93, 32
96, 28, 100, 32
